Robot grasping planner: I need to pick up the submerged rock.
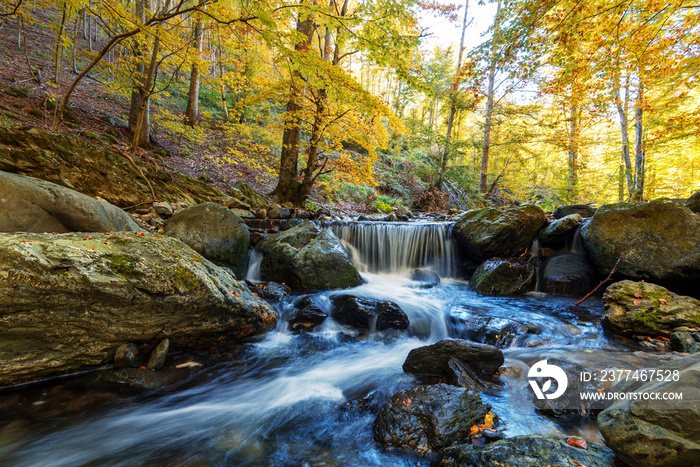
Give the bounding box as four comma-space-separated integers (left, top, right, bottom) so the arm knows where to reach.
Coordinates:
598, 353, 700, 467
452, 205, 546, 263
403, 339, 504, 382
580, 199, 700, 295
288, 296, 328, 332
114, 344, 142, 369
469, 259, 536, 296
373, 384, 495, 453
164, 203, 250, 276
0, 171, 143, 233
257, 221, 362, 291
602, 280, 700, 337
434, 434, 615, 467
331, 295, 409, 333
449, 314, 535, 348
0, 232, 276, 387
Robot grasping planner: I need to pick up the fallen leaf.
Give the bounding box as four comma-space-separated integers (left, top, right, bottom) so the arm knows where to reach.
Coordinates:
193, 257, 199, 262
88, 236, 93, 240
469, 425, 480, 436
567, 437, 588, 450
658, 298, 668, 305
104, 239, 110, 245
484, 410, 494, 427
633, 292, 644, 299
573, 461, 589, 467
139, 366, 147, 370
86, 249, 97, 253
403, 397, 411, 407
634, 299, 641, 306
657, 336, 670, 342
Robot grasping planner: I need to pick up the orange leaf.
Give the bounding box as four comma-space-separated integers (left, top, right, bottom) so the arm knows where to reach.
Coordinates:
658, 298, 668, 305
403, 397, 411, 407
633, 292, 644, 299
657, 336, 670, 342
104, 239, 110, 245
139, 366, 147, 370
469, 425, 480, 436
573, 461, 589, 467
484, 410, 495, 427
567, 437, 588, 450
634, 299, 641, 306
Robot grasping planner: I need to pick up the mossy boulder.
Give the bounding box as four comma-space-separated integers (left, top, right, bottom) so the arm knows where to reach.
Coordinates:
686, 189, 700, 214
0, 126, 224, 207
469, 259, 536, 296
538, 213, 582, 246
452, 205, 546, 263
257, 221, 362, 291
598, 353, 700, 467
552, 204, 597, 219
602, 280, 700, 337
580, 199, 700, 295
0, 232, 276, 387
0, 171, 143, 233
164, 203, 250, 276
434, 434, 615, 467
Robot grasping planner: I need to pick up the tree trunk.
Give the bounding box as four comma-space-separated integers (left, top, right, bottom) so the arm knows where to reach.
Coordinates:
633, 79, 645, 201
437, 0, 469, 190
216, 26, 230, 122
271, 8, 315, 206
132, 31, 160, 150
613, 71, 633, 198
54, 2, 68, 82
479, 0, 500, 194
184, 2, 204, 127
128, 0, 147, 135
567, 103, 579, 201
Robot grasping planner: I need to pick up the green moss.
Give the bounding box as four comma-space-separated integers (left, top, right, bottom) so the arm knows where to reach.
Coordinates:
106, 254, 140, 279
633, 309, 664, 330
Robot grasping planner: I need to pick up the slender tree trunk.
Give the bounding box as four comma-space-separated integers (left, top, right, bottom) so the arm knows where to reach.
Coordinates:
567, 103, 579, 201
613, 71, 633, 198
217, 27, 230, 122
633, 79, 645, 201
184, 2, 204, 127
132, 32, 160, 150
71, 8, 82, 74
479, 0, 500, 194
271, 7, 315, 205
129, 0, 147, 135
437, 0, 469, 190
54, 2, 68, 82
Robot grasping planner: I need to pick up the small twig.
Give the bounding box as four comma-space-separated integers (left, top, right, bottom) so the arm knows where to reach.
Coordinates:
574, 253, 624, 306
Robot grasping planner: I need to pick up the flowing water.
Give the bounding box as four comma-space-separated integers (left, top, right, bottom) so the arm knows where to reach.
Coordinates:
0, 222, 671, 466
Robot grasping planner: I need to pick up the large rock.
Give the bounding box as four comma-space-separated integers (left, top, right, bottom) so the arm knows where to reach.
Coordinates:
598, 353, 700, 467
164, 203, 250, 276
0, 126, 223, 207
602, 280, 700, 337
452, 205, 546, 263
469, 259, 536, 296
552, 204, 597, 219
542, 252, 596, 296
434, 434, 615, 467
403, 339, 504, 382
372, 384, 494, 453
331, 295, 409, 333
538, 213, 582, 246
0, 232, 276, 387
257, 221, 362, 290
685, 189, 700, 214
449, 313, 536, 348
0, 171, 142, 233
532, 358, 604, 418
580, 199, 700, 295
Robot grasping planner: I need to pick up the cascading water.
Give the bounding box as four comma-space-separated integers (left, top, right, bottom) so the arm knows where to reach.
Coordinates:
0, 221, 666, 467
331, 221, 457, 277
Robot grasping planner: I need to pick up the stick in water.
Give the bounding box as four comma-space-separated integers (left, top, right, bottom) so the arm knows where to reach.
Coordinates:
574, 253, 624, 306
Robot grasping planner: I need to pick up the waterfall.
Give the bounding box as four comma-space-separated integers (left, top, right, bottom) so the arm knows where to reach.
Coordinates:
330, 222, 457, 277
245, 248, 263, 281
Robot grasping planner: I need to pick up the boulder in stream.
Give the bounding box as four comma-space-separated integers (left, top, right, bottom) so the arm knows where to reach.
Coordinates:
538, 213, 582, 246
552, 204, 597, 219
602, 280, 700, 337
580, 199, 700, 296
598, 353, 700, 467
434, 434, 616, 467
0, 232, 276, 387
542, 252, 596, 296
685, 189, 700, 214
469, 259, 536, 296
257, 221, 363, 291
452, 205, 546, 263
331, 295, 409, 333
403, 339, 504, 382
372, 383, 495, 453
164, 202, 250, 276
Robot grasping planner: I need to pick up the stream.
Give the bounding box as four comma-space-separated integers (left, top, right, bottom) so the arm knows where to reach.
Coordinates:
0, 221, 672, 466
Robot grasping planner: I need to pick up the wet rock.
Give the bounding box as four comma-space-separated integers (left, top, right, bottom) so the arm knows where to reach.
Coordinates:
434, 434, 615, 467
152, 201, 173, 217
164, 202, 250, 276
395, 205, 412, 217
0, 171, 143, 233
685, 189, 700, 214
289, 297, 328, 332
452, 205, 546, 263
403, 339, 504, 382
598, 353, 700, 467
531, 358, 604, 418
469, 259, 536, 296
410, 268, 440, 288
114, 343, 142, 369
552, 204, 597, 219
147, 339, 170, 370
373, 384, 495, 453
602, 280, 700, 337
449, 314, 534, 348
257, 221, 362, 291
226, 197, 252, 211
542, 252, 596, 296
538, 213, 582, 246
99, 368, 188, 391
580, 199, 700, 295
245, 280, 291, 302
447, 358, 489, 392
0, 232, 276, 387
331, 295, 409, 333
670, 331, 700, 352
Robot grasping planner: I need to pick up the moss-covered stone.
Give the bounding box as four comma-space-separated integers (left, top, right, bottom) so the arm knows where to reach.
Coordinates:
0, 232, 276, 387
469, 259, 535, 296
452, 205, 546, 263
581, 199, 700, 295
602, 280, 700, 336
